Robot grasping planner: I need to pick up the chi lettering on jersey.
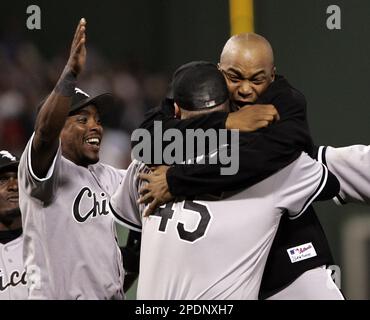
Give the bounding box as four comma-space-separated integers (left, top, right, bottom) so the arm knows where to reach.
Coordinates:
73, 187, 110, 223
0, 269, 27, 292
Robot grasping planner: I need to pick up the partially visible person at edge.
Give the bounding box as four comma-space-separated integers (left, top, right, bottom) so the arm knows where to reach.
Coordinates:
0, 150, 27, 300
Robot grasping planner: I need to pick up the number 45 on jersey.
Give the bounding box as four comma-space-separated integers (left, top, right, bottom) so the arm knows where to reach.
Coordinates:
153, 200, 212, 243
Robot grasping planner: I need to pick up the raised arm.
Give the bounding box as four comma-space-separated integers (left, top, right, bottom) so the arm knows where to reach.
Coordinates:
32, 18, 87, 178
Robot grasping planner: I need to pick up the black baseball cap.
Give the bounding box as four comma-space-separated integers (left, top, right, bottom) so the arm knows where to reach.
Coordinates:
166, 61, 215, 100
172, 62, 229, 111
37, 88, 114, 116
0, 150, 19, 173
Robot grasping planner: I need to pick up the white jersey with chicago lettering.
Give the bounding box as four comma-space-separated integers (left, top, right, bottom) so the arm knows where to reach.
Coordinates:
0, 236, 27, 299
110, 153, 328, 300
317, 145, 370, 205
18, 133, 125, 300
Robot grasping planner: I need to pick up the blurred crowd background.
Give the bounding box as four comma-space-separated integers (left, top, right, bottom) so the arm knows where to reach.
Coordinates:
1, 0, 370, 299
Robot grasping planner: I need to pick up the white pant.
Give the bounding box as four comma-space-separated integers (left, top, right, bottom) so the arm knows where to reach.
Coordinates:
267, 266, 344, 300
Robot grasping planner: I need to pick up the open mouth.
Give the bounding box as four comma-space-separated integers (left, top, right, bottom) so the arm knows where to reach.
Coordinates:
235, 100, 254, 108
85, 137, 101, 147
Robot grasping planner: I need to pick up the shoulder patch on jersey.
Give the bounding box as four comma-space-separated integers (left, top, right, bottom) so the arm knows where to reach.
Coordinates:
287, 242, 317, 263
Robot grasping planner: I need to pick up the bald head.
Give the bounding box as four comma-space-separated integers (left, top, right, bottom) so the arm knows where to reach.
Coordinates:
220, 33, 274, 68
218, 33, 276, 107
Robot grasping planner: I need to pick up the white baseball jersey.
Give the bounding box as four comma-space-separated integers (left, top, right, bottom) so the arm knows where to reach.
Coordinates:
18, 133, 126, 299
0, 236, 28, 299
318, 145, 370, 205
110, 153, 328, 300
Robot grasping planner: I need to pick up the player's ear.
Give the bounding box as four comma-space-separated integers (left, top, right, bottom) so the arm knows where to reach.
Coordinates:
174, 102, 181, 119
271, 66, 276, 82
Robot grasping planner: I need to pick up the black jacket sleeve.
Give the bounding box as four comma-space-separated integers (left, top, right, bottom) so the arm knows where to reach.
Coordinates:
132, 98, 229, 164
134, 76, 315, 196
166, 76, 315, 196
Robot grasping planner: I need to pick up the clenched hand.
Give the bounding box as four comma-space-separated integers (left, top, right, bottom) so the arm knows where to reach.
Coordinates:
226, 104, 280, 131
